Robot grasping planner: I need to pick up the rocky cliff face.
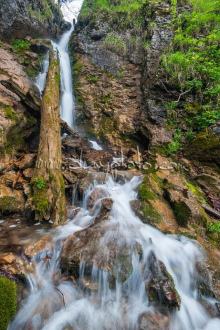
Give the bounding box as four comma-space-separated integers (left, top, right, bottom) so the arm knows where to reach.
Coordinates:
0, 0, 67, 41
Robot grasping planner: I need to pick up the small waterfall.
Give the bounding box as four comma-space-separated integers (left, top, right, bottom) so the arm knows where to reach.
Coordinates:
54, 26, 75, 128
35, 52, 49, 96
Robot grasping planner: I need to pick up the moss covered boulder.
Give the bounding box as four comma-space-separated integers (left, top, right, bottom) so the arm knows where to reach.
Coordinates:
186, 129, 220, 166
0, 276, 17, 330
0, 186, 24, 214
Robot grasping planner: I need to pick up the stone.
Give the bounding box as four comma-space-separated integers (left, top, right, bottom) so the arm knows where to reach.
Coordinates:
23, 168, 35, 180
0, 185, 24, 214
101, 198, 113, 211
19, 153, 36, 169
138, 311, 169, 330
62, 170, 78, 184
143, 251, 181, 310
25, 235, 53, 257
0, 253, 16, 264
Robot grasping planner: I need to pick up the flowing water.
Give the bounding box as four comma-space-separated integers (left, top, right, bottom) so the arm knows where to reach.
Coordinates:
8, 177, 220, 330
35, 52, 50, 95
8, 1, 220, 329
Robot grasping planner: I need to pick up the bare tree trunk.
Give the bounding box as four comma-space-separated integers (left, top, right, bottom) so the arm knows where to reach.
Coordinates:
31, 50, 66, 226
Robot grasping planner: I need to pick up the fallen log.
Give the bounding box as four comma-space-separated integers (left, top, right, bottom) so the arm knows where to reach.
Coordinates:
202, 204, 220, 219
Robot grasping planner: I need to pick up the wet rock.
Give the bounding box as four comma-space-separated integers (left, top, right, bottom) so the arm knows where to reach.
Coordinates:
0, 253, 16, 264
143, 251, 181, 310
0, 185, 24, 214
83, 149, 113, 167
101, 198, 113, 211
87, 187, 108, 210
138, 311, 169, 330
68, 168, 88, 179
1, 255, 34, 277
67, 207, 81, 220
25, 235, 53, 257
62, 170, 78, 184
61, 223, 140, 284
77, 172, 109, 197
19, 153, 36, 169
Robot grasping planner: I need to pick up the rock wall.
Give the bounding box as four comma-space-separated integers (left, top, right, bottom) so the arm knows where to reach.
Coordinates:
0, 0, 66, 41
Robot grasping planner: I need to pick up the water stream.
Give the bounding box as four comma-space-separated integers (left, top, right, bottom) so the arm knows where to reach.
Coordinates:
8, 1, 220, 329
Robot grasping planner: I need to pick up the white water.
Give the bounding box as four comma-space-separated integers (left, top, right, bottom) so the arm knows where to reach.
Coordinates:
90, 140, 103, 150
54, 26, 75, 128
35, 52, 50, 95
53, 0, 84, 128
8, 176, 220, 329
8, 1, 220, 329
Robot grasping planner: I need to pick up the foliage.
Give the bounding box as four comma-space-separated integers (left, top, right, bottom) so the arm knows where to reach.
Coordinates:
0, 276, 17, 330
35, 177, 46, 190
87, 75, 99, 83
166, 129, 182, 155
161, 0, 220, 131
207, 221, 220, 234
102, 35, 126, 55
12, 39, 30, 50
4, 107, 18, 121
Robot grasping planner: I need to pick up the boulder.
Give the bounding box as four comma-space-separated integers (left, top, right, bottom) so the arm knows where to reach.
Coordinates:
0, 185, 24, 214
25, 235, 53, 257
138, 311, 169, 330
19, 153, 36, 169
0, 253, 16, 264
143, 251, 181, 310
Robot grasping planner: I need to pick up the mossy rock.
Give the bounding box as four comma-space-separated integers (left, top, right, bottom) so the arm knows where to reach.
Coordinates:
0, 196, 21, 214
185, 129, 220, 166
173, 201, 190, 227
0, 276, 17, 330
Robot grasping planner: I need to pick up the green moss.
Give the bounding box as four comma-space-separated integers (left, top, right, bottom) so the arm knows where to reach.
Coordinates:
0, 197, 20, 213
0, 276, 17, 330
4, 107, 18, 121
139, 176, 156, 201
192, 129, 220, 150
173, 202, 190, 227
142, 201, 161, 222
185, 181, 203, 197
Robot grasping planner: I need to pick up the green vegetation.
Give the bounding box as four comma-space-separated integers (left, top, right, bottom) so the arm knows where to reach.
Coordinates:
35, 177, 46, 190
102, 35, 126, 55
0, 276, 17, 330
162, 0, 220, 134
12, 39, 30, 50
4, 107, 18, 121
166, 129, 182, 155
142, 201, 161, 221
87, 75, 99, 83
207, 221, 220, 234
139, 176, 156, 201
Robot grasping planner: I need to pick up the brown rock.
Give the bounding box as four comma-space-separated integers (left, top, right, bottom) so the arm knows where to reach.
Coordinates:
25, 235, 53, 257
0, 252, 16, 264
62, 170, 78, 184
23, 168, 35, 180
101, 198, 113, 211
138, 311, 169, 330
0, 185, 24, 214
19, 153, 36, 170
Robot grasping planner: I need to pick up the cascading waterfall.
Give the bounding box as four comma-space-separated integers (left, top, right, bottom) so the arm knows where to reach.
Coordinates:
8, 177, 220, 329
54, 26, 75, 128
8, 1, 220, 329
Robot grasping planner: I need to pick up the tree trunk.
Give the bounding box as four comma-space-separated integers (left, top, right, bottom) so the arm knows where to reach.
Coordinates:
31, 50, 66, 226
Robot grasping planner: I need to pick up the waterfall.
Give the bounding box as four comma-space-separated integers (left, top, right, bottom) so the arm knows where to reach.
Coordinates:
7, 1, 220, 329
54, 26, 75, 128
8, 177, 220, 330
